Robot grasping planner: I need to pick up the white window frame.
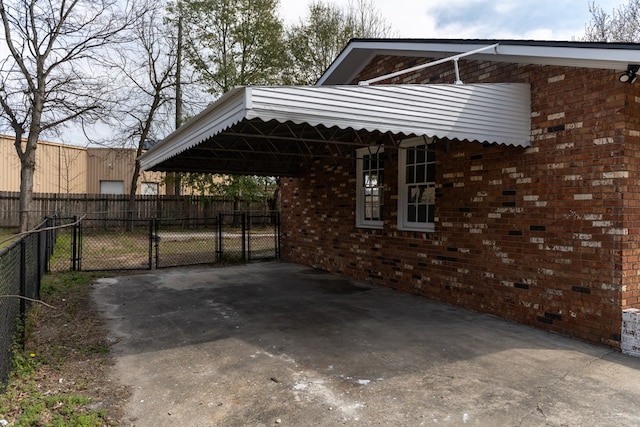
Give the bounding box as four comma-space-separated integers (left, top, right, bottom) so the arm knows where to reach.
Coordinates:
398, 137, 436, 232
141, 182, 159, 195
356, 146, 384, 229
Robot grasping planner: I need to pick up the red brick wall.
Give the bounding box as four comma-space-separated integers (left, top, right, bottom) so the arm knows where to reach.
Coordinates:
622, 90, 640, 311
281, 54, 638, 347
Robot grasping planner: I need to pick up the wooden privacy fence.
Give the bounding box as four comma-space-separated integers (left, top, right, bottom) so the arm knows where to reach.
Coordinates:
0, 192, 266, 228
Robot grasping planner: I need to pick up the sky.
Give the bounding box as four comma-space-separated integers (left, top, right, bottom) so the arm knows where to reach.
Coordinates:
27, 0, 634, 147
278, 0, 627, 40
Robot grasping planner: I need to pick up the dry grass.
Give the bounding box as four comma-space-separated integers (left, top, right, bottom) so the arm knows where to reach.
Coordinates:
0, 271, 130, 426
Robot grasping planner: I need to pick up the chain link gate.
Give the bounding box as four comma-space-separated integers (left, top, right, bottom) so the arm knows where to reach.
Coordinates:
52, 212, 280, 271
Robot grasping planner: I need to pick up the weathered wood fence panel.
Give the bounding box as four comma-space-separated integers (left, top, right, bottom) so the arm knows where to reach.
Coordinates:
0, 192, 261, 228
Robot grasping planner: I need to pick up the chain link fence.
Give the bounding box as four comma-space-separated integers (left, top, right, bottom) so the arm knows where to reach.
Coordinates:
48, 212, 280, 272
1, 211, 279, 388
0, 215, 58, 389
155, 217, 219, 268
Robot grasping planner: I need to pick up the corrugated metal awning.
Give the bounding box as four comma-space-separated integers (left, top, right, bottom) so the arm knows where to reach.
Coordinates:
139, 84, 530, 176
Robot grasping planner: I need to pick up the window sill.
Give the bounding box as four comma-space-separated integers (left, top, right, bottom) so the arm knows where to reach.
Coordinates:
356, 222, 384, 230
398, 224, 434, 233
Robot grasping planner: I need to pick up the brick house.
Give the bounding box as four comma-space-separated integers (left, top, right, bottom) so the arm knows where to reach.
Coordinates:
140, 39, 640, 353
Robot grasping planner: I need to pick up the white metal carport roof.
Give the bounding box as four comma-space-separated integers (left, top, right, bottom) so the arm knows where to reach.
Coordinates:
139, 83, 531, 176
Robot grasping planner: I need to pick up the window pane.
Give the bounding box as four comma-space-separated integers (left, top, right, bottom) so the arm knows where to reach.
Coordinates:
425, 186, 435, 205
416, 146, 425, 163
408, 205, 416, 222
406, 165, 415, 184
365, 173, 377, 187
416, 164, 426, 183
428, 204, 435, 223
407, 148, 414, 164
364, 155, 370, 170
418, 204, 427, 222
409, 186, 419, 203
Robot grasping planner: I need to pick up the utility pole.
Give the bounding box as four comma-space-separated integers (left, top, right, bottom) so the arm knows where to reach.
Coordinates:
172, 8, 183, 196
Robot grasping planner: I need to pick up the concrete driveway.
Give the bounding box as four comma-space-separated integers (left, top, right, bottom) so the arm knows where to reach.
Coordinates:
92, 262, 640, 426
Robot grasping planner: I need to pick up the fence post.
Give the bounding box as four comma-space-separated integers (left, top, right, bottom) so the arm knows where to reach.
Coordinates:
71, 215, 78, 271
241, 212, 246, 261
217, 212, 223, 259
19, 239, 27, 350
246, 212, 251, 261
44, 216, 51, 273
36, 228, 42, 293
149, 219, 155, 270
77, 217, 83, 271
275, 211, 281, 259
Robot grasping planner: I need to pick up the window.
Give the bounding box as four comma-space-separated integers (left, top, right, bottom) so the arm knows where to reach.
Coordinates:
398, 137, 435, 232
141, 182, 159, 195
356, 146, 384, 229
100, 180, 124, 195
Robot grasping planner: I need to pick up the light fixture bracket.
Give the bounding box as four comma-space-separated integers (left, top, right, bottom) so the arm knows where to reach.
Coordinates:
619, 64, 640, 84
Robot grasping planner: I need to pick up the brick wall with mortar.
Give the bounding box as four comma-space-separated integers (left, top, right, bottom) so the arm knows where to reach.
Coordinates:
281, 54, 640, 347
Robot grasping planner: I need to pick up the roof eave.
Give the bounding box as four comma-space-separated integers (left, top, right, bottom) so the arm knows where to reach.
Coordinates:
317, 39, 640, 86
139, 86, 248, 170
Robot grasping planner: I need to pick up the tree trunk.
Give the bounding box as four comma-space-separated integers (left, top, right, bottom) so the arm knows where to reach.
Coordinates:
127, 159, 141, 223
232, 197, 241, 227
18, 135, 38, 232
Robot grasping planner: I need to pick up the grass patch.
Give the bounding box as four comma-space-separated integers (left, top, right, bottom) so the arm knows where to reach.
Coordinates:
0, 228, 18, 249
0, 271, 129, 426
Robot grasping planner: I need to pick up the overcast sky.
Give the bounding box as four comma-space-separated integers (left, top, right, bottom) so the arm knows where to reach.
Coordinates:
279, 0, 627, 40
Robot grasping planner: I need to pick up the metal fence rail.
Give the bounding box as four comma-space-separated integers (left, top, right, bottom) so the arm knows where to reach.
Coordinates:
0, 215, 58, 389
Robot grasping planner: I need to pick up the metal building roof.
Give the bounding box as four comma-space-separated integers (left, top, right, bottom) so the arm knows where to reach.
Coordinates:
139, 83, 531, 176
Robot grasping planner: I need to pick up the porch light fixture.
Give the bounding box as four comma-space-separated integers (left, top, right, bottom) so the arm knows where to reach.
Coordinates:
619, 64, 639, 84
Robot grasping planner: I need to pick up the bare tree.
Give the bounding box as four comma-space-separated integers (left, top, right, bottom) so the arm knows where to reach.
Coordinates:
0, 0, 135, 231
585, 0, 640, 42
106, 4, 177, 218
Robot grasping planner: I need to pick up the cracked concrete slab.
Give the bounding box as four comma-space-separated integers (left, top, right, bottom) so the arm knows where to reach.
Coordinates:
92, 262, 640, 426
